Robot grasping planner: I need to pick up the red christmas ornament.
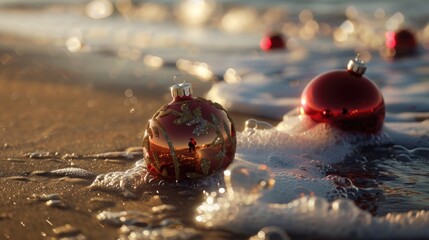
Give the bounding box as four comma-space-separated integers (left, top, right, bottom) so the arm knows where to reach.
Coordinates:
300, 56, 385, 133
143, 83, 236, 180
385, 29, 417, 57
260, 33, 286, 51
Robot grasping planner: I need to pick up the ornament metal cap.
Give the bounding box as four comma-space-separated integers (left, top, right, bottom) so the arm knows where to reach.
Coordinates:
170, 82, 193, 98
347, 54, 367, 76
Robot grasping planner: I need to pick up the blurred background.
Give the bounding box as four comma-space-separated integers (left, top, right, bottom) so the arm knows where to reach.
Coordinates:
0, 0, 428, 119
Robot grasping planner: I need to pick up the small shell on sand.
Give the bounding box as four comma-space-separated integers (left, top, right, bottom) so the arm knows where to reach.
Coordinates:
151, 204, 176, 214
5, 176, 31, 181
45, 199, 68, 209
33, 193, 61, 201
6, 158, 25, 162
30, 168, 96, 179
49, 167, 97, 179
52, 224, 81, 238
97, 210, 152, 227
24, 152, 60, 159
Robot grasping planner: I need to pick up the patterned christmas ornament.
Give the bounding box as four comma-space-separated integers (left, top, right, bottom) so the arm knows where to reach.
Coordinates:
300, 56, 385, 133
385, 29, 417, 57
260, 33, 286, 51
143, 83, 236, 180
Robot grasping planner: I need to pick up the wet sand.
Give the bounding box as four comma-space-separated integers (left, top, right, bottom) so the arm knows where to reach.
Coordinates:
0, 41, 277, 239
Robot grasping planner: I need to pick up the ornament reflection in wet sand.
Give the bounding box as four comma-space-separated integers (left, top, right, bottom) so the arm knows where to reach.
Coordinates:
143, 83, 236, 180
300, 56, 385, 133
260, 33, 286, 51
385, 29, 418, 58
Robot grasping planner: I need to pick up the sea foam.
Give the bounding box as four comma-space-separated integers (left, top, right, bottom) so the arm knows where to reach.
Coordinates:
90, 112, 429, 238
195, 115, 429, 239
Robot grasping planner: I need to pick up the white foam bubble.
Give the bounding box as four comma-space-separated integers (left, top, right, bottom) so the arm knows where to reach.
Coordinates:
90, 159, 223, 198
90, 160, 149, 198
197, 194, 429, 239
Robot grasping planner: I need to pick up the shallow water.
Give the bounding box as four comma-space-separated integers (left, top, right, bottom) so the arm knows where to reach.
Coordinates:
1, 0, 429, 239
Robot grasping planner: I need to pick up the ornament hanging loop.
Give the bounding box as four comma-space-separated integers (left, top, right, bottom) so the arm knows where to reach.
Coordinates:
173, 75, 186, 84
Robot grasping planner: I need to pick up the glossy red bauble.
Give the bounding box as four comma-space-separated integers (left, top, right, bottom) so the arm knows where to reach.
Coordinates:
385, 29, 417, 57
300, 58, 385, 133
143, 83, 236, 180
260, 33, 286, 51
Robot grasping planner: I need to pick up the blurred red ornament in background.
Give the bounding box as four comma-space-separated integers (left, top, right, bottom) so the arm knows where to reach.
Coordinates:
260, 33, 286, 51
143, 83, 236, 180
385, 29, 417, 57
300, 56, 385, 133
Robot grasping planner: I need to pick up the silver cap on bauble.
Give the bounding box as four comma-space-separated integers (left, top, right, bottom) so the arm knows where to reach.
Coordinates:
347, 54, 367, 76
170, 82, 193, 98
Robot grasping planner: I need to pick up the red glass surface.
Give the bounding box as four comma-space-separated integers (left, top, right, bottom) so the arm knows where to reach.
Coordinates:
260, 33, 286, 51
143, 95, 236, 180
300, 70, 385, 133
385, 29, 417, 57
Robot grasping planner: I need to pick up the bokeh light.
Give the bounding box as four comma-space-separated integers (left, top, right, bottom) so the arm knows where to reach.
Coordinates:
86, 0, 114, 19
